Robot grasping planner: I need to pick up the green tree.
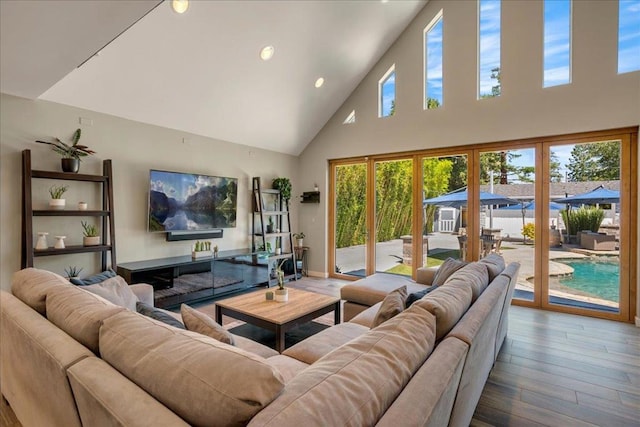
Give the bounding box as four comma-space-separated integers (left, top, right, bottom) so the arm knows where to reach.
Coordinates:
375, 160, 413, 241
426, 98, 441, 109
389, 100, 396, 116
335, 164, 367, 248
549, 152, 563, 182
480, 66, 501, 99
567, 141, 620, 181
480, 151, 521, 184
445, 156, 467, 191
423, 158, 453, 233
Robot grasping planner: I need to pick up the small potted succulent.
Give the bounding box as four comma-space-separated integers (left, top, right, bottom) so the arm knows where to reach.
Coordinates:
81, 221, 100, 246
274, 260, 288, 302
49, 185, 68, 210
64, 266, 83, 281
37, 128, 95, 173
293, 232, 305, 247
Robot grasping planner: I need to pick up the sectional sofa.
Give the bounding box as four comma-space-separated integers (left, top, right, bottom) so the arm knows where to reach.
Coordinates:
1, 254, 519, 426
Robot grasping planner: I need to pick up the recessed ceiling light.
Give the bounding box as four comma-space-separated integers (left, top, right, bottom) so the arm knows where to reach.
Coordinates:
315, 77, 325, 88
260, 46, 275, 61
172, 0, 189, 14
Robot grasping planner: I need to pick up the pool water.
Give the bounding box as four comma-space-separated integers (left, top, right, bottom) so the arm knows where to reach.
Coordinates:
558, 259, 619, 302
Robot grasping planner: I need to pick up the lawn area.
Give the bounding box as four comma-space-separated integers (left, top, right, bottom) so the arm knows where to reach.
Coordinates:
385, 249, 461, 275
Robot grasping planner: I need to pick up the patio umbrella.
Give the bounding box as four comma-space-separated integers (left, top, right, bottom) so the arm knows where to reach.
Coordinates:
552, 185, 620, 206
498, 201, 565, 211
423, 187, 518, 229
423, 187, 518, 208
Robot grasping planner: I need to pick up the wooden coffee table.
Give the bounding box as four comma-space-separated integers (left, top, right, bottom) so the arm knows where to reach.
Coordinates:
215, 288, 341, 353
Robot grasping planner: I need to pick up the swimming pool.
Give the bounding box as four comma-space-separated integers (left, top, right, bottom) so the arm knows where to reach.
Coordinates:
557, 259, 619, 302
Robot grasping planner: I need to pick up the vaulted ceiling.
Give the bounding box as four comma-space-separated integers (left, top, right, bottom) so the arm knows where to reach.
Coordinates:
1, 0, 426, 155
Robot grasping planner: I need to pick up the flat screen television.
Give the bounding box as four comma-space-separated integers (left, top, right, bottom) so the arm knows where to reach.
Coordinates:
148, 169, 237, 232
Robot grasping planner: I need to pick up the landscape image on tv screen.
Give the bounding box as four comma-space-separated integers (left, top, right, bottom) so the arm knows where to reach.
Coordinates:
148, 169, 237, 232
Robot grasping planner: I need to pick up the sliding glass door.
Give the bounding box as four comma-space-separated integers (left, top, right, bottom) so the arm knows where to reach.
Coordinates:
333, 161, 368, 277
329, 128, 636, 322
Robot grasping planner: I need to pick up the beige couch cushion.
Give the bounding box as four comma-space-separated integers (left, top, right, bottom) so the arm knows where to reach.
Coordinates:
376, 337, 469, 427
68, 357, 190, 427
1, 291, 92, 427
414, 282, 473, 341
432, 258, 468, 287
232, 334, 280, 358
348, 302, 381, 328
478, 253, 506, 281
249, 304, 436, 427
340, 273, 425, 307
283, 322, 369, 364
46, 285, 125, 354
83, 275, 138, 311
372, 285, 407, 327
100, 310, 285, 427
181, 303, 234, 345
11, 268, 69, 315
442, 262, 489, 302
264, 355, 309, 383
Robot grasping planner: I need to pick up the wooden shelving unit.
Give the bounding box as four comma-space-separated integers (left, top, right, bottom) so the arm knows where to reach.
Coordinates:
251, 177, 297, 286
21, 149, 116, 271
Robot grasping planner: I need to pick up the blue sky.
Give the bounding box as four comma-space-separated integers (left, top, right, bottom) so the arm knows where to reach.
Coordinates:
425, 14, 443, 106
381, 70, 395, 116
478, 0, 501, 97
544, 0, 571, 87
619, 0, 640, 73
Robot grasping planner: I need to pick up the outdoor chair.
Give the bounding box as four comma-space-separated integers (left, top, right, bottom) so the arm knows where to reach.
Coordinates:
580, 232, 617, 251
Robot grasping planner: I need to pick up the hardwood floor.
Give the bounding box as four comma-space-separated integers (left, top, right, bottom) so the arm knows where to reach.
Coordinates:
2, 276, 638, 427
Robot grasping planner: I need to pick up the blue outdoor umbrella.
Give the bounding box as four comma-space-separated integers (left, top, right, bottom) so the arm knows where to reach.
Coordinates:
423, 187, 518, 208
498, 201, 565, 211
553, 185, 620, 206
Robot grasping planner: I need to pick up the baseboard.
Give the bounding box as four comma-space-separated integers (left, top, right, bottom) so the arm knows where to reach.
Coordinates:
307, 270, 328, 278
635, 316, 640, 327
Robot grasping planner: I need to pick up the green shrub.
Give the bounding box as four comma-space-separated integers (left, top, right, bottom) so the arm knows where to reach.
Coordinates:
560, 207, 605, 235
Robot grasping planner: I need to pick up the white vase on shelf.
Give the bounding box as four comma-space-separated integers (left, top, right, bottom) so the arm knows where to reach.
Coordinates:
54, 236, 66, 249
35, 232, 49, 250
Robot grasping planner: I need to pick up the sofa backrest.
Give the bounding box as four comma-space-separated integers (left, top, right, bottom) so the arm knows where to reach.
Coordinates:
45, 284, 125, 355
445, 272, 510, 427
11, 267, 69, 315
99, 310, 285, 427
248, 303, 437, 427
495, 262, 521, 358
414, 281, 473, 341
0, 291, 93, 427
376, 336, 469, 427
67, 357, 190, 427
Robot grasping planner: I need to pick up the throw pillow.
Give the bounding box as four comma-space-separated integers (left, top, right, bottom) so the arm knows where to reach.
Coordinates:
180, 304, 235, 345
431, 258, 468, 287
405, 286, 438, 308
136, 301, 185, 329
83, 276, 138, 311
371, 286, 407, 328
70, 269, 116, 286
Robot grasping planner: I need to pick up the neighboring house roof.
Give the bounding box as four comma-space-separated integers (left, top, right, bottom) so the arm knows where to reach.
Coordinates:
479, 180, 620, 200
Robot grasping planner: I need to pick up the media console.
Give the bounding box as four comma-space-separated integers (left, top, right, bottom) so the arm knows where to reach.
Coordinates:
117, 249, 272, 308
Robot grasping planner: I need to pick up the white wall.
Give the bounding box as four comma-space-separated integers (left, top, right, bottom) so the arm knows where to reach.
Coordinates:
0, 94, 299, 290
298, 0, 639, 291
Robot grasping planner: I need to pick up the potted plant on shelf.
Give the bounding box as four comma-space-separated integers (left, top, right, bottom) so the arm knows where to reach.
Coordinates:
81, 221, 100, 246
272, 177, 292, 204
293, 232, 305, 247
64, 266, 83, 281
49, 185, 68, 210
274, 260, 288, 302
36, 128, 95, 173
